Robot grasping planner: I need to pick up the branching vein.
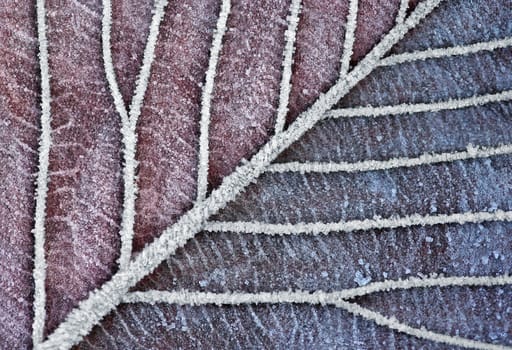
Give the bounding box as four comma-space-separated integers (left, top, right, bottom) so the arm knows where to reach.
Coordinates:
101, 0, 129, 126
124, 274, 512, 350
339, 299, 509, 350
102, 0, 169, 269
197, 0, 231, 202
123, 274, 512, 304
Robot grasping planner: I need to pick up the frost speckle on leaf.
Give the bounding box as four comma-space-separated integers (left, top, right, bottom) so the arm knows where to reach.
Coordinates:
354, 271, 372, 286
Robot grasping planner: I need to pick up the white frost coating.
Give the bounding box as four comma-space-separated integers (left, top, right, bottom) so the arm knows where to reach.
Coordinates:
267, 143, 512, 174
380, 36, 512, 67
40, 2, 443, 348
338, 300, 511, 350
32, 0, 51, 345
339, 0, 359, 76
205, 210, 512, 235
102, 0, 169, 269
197, 0, 231, 202
274, 0, 302, 133
396, 0, 409, 24
124, 274, 512, 349
325, 89, 512, 119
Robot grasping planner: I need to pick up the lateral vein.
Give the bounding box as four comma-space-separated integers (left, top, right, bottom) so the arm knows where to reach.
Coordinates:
274, 0, 302, 133
267, 143, 512, 174
205, 210, 512, 235
380, 36, 512, 67
325, 89, 512, 119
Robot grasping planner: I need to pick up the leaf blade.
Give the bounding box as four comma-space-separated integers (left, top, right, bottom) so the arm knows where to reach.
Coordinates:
0, 1, 40, 348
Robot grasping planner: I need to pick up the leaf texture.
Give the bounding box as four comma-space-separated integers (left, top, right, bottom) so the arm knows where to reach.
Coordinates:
0, 2, 39, 348
43, 0, 124, 335
0, 0, 511, 349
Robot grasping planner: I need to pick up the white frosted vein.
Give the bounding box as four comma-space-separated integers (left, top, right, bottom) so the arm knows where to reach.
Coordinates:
123, 275, 512, 305
380, 36, 512, 67
102, 0, 169, 269
102, 0, 132, 269
32, 0, 51, 345
197, 0, 231, 202
339, 0, 359, 76
274, 0, 302, 133
124, 274, 512, 349
101, 0, 129, 126
205, 210, 512, 235
267, 143, 512, 174
396, 0, 409, 24
325, 89, 512, 119
41, 2, 444, 348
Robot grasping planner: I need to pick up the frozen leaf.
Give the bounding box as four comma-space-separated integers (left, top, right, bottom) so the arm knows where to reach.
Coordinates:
1, 0, 511, 349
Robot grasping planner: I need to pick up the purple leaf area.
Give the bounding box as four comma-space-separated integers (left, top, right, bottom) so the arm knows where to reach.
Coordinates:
0, 2, 39, 349
284, 0, 349, 126
351, 0, 402, 62
1, 0, 512, 348
43, 0, 123, 336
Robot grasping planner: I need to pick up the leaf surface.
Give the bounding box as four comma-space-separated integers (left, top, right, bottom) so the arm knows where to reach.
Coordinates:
0, 2, 39, 348
1, 0, 511, 349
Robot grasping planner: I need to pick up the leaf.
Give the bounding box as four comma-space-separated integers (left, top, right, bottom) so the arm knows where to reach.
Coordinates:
1, 0, 511, 349
0, 2, 40, 349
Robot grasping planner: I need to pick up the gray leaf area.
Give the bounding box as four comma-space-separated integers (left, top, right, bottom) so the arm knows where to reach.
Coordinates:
79, 0, 512, 348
